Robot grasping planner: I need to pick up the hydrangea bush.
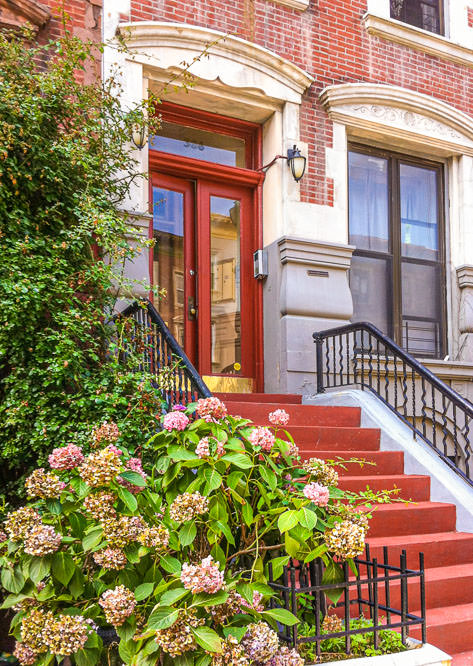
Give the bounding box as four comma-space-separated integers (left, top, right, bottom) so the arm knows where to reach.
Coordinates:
0, 398, 397, 665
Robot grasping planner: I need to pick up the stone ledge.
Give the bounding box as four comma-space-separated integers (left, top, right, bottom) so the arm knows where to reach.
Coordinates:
363, 12, 473, 69
278, 237, 355, 269
307, 643, 451, 666
272, 0, 309, 11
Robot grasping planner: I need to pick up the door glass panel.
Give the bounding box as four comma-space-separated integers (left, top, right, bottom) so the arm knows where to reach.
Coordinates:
350, 255, 391, 335
400, 164, 439, 261
210, 196, 241, 374
401, 261, 441, 356
349, 152, 389, 253
150, 121, 246, 167
152, 186, 185, 346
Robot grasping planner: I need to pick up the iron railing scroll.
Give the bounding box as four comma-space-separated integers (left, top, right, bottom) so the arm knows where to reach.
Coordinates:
117, 299, 211, 407
313, 322, 473, 488
268, 546, 426, 660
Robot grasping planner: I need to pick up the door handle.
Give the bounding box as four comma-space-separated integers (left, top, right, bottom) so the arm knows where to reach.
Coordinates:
188, 297, 197, 320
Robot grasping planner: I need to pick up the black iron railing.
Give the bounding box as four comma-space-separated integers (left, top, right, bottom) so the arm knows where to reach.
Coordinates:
313, 322, 473, 488
117, 299, 211, 406
268, 546, 426, 660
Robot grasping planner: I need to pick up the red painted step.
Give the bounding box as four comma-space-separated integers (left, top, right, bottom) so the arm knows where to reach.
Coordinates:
338, 474, 431, 501
216, 392, 302, 404
288, 425, 381, 450
452, 650, 473, 665
224, 402, 361, 427
367, 502, 456, 538
368, 532, 473, 569
302, 450, 405, 475
410, 602, 473, 654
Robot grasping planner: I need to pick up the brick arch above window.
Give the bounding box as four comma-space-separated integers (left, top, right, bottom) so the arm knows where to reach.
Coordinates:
118, 21, 314, 108
0, 0, 50, 32
320, 83, 473, 157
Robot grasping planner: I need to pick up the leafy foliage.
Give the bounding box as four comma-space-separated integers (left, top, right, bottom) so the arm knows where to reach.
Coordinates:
0, 25, 163, 505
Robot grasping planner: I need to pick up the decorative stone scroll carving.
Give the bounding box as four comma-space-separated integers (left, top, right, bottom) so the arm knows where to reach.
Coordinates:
0, 0, 50, 32
457, 266, 473, 362
320, 83, 473, 156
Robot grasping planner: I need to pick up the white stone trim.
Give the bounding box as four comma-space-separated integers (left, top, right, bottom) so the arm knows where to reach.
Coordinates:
307, 643, 451, 666
363, 12, 473, 69
272, 0, 309, 10
118, 22, 313, 105
320, 83, 473, 156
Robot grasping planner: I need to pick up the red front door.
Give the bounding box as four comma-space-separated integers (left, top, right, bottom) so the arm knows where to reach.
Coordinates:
150, 172, 261, 390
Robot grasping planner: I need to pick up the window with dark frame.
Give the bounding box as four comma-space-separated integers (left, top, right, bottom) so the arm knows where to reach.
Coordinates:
390, 0, 443, 35
348, 145, 446, 359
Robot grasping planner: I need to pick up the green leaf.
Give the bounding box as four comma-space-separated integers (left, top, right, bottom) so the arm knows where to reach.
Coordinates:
196, 656, 212, 666
192, 590, 229, 607
210, 544, 226, 568
179, 522, 197, 547
223, 626, 247, 642
321, 560, 345, 604
75, 648, 100, 666
192, 626, 223, 653
236, 582, 253, 604
278, 510, 299, 533
212, 520, 235, 546
284, 532, 300, 558
226, 470, 245, 490
69, 568, 85, 599
29, 556, 51, 583
148, 606, 179, 631
242, 502, 254, 527
297, 507, 318, 531
160, 555, 182, 575
262, 608, 299, 626
266, 555, 290, 581
52, 552, 75, 587
117, 484, 138, 511
45, 499, 62, 515
1, 566, 25, 594
119, 638, 137, 663
159, 587, 189, 606
220, 453, 253, 469
135, 582, 154, 601
259, 465, 277, 491
82, 526, 103, 552
167, 445, 199, 462
1, 593, 30, 609
120, 470, 147, 487
304, 544, 328, 563
202, 468, 222, 495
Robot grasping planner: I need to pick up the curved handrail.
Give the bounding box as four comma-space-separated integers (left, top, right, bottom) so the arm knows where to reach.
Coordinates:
116, 299, 211, 404
313, 321, 473, 487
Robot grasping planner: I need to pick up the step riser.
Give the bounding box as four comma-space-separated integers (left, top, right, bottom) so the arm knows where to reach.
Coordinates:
289, 427, 380, 449
411, 622, 473, 654
302, 451, 405, 475
216, 393, 302, 404
368, 540, 473, 569
368, 506, 456, 538
225, 403, 361, 427
338, 476, 431, 502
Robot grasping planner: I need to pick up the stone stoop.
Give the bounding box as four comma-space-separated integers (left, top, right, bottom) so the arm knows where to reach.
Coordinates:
218, 393, 473, 663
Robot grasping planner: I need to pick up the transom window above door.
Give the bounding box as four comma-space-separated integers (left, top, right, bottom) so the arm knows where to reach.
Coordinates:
390, 0, 444, 35
348, 146, 446, 358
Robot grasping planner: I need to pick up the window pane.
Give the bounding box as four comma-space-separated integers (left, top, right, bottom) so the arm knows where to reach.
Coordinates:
152, 187, 185, 346
349, 152, 389, 253
400, 164, 439, 260
210, 197, 241, 374
401, 261, 441, 356
350, 255, 391, 335
390, 0, 442, 34
150, 121, 246, 167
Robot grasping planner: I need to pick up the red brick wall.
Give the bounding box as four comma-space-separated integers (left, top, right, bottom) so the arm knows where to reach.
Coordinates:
128, 0, 473, 207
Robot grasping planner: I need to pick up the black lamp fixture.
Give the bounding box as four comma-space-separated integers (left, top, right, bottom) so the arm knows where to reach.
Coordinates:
259, 144, 307, 183
131, 122, 148, 150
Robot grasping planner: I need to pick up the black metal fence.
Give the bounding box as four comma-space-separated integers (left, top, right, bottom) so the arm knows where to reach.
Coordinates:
116, 300, 211, 407
268, 546, 426, 661
313, 322, 473, 489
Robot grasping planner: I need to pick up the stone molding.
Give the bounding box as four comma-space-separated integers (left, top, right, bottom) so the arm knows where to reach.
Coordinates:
457, 265, 473, 289
273, 0, 309, 11
363, 12, 473, 69
0, 0, 50, 31
320, 83, 473, 156
278, 237, 355, 268
118, 22, 314, 105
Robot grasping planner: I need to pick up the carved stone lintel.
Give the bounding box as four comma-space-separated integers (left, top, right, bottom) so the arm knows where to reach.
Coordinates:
0, 0, 51, 32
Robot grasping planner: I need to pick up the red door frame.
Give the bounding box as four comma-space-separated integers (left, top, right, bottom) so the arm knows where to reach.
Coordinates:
149, 172, 197, 366
148, 106, 264, 391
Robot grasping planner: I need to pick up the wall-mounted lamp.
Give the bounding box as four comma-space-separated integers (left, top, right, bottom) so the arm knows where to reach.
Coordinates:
131, 123, 148, 150
259, 144, 307, 183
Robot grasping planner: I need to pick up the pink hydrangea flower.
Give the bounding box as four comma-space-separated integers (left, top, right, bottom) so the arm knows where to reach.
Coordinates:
180, 555, 224, 594
268, 409, 290, 427
172, 404, 187, 411
106, 444, 123, 457
249, 426, 275, 452
162, 411, 189, 431
48, 444, 84, 470
303, 482, 330, 506
118, 457, 147, 494
195, 397, 227, 420
195, 436, 225, 459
